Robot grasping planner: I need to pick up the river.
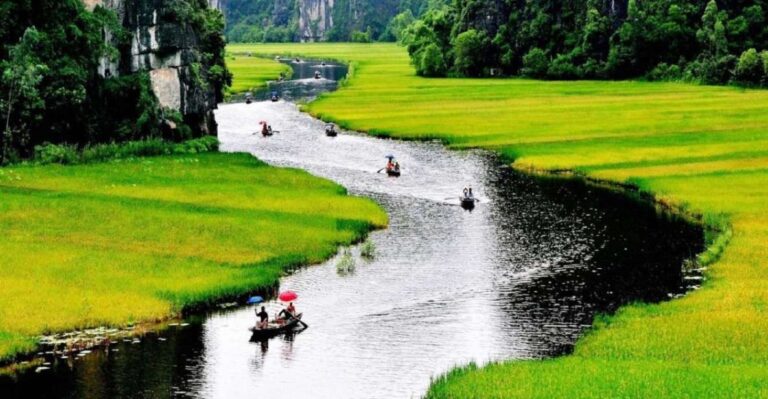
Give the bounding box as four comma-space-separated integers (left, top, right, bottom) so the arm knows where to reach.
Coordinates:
0, 60, 703, 399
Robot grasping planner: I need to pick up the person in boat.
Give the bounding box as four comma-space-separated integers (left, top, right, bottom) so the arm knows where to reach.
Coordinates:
256, 306, 269, 330
386, 158, 395, 171
276, 302, 297, 325
468, 187, 474, 198
261, 122, 270, 136
463, 187, 469, 198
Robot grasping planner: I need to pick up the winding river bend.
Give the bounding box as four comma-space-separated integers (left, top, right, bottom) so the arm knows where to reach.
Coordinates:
1, 62, 703, 399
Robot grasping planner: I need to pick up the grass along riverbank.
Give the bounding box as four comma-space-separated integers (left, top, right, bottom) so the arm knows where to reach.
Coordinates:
229, 43, 768, 397
0, 151, 386, 362
226, 54, 292, 94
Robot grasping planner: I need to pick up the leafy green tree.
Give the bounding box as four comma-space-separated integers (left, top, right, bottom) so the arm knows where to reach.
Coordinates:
697, 0, 727, 58
382, 10, 416, 42
419, 43, 448, 77
1, 28, 47, 164
521, 48, 549, 78
734, 48, 764, 84
452, 29, 489, 77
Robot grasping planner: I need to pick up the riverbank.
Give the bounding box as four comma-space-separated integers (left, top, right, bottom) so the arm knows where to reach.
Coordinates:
226, 54, 292, 94
0, 150, 386, 364
228, 43, 768, 397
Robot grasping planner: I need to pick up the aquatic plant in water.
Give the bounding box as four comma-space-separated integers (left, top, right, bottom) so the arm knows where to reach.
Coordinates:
360, 239, 376, 260
336, 248, 356, 274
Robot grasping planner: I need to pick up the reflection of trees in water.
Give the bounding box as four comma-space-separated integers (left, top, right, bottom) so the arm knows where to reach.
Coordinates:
482, 161, 703, 357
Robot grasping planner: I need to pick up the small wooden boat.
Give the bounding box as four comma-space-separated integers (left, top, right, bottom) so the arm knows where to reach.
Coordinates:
245, 92, 253, 104
460, 196, 476, 210
325, 124, 338, 137
314, 71, 322, 79
249, 314, 303, 339
386, 168, 401, 177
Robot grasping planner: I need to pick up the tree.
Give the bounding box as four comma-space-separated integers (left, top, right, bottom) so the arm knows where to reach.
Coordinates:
1, 27, 47, 164
697, 0, 727, 58
521, 48, 549, 78
734, 48, 763, 84
419, 43, 447, 77
452, 29, 489, 76
382, 10, 416, 42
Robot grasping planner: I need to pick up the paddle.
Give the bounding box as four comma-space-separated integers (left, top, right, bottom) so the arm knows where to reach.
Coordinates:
376, 167, 386, 173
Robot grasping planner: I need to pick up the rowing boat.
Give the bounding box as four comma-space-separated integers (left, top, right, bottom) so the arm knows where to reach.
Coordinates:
460, 196, 476, 209
249, 313, 304, 339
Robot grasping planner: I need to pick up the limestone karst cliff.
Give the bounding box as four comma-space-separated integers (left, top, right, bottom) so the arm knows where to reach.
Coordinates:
85, 0, 225, 134
223, 0, 402, 42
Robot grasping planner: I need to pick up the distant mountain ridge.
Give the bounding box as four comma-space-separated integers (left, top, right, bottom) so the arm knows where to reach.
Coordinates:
224, 0, 442, 42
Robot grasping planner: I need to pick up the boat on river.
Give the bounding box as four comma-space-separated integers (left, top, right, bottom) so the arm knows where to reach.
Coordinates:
249, 314, 304, 339
325, 123, 338, 137
386, 168, 401, 177
460, 196, 476, 210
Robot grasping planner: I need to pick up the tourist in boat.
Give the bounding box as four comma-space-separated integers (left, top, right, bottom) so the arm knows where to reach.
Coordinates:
256, 306, 269, 330
276, 302, 297, 326
261, 122, 271, 137
468, 187, 474, 198
463, 187, 469, 198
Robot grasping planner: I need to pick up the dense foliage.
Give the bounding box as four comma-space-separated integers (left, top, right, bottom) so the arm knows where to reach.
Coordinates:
0, 0, 229, 165
403, 0, 768, 85
224, 0, 448, 42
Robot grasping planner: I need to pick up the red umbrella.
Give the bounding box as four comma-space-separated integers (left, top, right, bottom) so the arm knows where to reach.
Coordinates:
278, 291, 298, 302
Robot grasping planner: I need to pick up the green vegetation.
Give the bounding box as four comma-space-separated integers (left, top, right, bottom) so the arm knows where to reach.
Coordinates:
403, 0, 768, 85
226, 55, 292, 94
0, 0, 229, 163
229, 43, 768, 397
223, 0, 448, 42
0, 149, 387, 361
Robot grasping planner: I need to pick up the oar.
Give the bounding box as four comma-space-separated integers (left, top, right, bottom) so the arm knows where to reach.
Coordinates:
376, 168, 386, 173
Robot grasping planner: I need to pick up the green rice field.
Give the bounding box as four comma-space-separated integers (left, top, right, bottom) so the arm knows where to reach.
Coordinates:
0, 152, 386, 362
226, 54, 292, 94
228, 43, 768, 397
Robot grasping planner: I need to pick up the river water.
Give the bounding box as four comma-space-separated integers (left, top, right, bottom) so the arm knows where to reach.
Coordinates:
1, 61, 703, 399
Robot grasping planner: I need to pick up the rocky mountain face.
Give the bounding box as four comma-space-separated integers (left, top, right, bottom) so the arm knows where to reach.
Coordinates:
298, 0, 334, 41
223, 0, 401, 42
85, 0, 222, 134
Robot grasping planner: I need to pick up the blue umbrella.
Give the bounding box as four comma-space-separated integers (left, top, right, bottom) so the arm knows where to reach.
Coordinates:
385, 154, 395, 159
247, 296, 264, 305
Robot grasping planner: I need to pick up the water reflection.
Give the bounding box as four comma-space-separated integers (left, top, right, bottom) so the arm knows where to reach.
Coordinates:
249, 59, 348, 102
1, 62, 703, 399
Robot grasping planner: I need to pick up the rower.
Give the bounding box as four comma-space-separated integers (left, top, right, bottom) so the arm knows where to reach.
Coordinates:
256, 306, 269, 329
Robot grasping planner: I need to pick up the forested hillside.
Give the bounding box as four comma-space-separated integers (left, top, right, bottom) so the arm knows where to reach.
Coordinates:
404, 0, 768, 85
224, 0, 447, 42
0, 0, 229, 164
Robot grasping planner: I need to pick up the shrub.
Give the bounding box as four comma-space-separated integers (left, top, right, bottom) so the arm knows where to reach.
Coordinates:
547, 54, 580, 79
647, 63, 683, 81
452, 29, 489, 77
30, 137, 219, 166
734, 48, 764, 84
521, 48, 549, 78
418, 43, 448, 77
351, 30, 372, 43
33, 143, 79, 165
